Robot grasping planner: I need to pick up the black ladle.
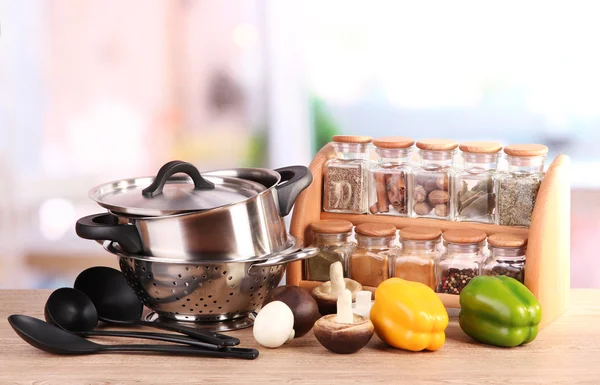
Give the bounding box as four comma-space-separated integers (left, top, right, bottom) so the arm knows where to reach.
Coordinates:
73, 267, 240, 347
8, 315, 258, 359
44, 287, 222, 350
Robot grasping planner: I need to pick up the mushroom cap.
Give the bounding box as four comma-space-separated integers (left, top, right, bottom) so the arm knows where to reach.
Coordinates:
253, 301, 294, 348
311, 278, 363, 315
313, 314, 374, 354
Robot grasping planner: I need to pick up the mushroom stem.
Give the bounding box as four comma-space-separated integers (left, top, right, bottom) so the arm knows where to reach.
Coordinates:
336, 289, 353, 324
330, 261, 346, 296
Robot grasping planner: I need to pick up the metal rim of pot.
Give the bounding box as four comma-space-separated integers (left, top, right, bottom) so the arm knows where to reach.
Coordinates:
103, 241, 319, 271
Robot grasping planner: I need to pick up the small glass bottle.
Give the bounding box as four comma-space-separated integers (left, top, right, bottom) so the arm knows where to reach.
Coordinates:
497, 144, 548, 227
305, 219, 356, 282
349, 223, 398, 287
410, 139, 458, 220
323, 135, 372, 214
369, 136, 414, 216
394, 227, 442, 289
482, 233, 527, 283
454, 142, 502, 223
436, 229, 487, 295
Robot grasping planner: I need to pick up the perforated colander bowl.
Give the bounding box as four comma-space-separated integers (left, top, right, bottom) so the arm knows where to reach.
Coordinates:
105, 242, 317, 322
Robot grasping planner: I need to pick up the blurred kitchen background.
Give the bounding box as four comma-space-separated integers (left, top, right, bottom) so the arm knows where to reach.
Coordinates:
0, 0, 597, 288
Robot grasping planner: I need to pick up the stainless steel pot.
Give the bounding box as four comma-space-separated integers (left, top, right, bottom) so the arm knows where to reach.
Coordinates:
104, 241, 318, 322
76, 161, 312, 261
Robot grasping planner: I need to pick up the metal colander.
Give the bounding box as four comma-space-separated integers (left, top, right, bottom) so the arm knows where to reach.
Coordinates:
105, 242, 317, 322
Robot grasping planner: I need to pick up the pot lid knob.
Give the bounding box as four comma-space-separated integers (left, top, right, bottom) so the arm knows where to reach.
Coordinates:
142, 160, 215, 198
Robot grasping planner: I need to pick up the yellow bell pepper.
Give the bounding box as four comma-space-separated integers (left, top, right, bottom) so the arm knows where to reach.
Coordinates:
370, 278, 448, 351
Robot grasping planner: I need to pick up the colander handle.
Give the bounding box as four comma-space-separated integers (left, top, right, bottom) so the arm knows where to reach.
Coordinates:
250, 247, 319, 269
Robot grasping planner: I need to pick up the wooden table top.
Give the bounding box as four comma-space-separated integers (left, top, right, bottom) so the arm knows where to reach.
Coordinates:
1, 289, 599, 384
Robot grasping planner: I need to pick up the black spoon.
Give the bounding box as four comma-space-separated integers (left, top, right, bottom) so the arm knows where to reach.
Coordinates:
8, 315, 258, 359
74, 266, 240, 347
45, 287, 222, 350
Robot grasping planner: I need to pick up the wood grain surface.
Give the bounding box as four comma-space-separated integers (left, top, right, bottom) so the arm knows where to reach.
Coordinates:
1, 289, 599, 384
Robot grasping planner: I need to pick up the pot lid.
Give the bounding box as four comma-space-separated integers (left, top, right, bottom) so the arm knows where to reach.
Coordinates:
89, 161, 268, 216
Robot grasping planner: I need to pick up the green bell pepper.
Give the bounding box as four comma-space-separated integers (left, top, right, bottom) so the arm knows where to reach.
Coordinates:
459, 275, 542, 347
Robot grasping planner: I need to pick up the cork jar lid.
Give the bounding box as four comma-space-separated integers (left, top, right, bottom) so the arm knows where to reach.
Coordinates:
355, 222, 397, 237
504, 144, 548, 157
373, 136, 415, 149
310, 219, 353, 234
332, 135, 373, 144
443, 229, 487, 244
488, 233, 528, 248
416, 139, 459, 151
459, 141, 502, 154
399, 227, 442, 241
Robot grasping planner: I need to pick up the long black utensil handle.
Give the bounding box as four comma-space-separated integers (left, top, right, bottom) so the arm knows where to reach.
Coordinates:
135, 320, 240, 347
84, 330, 220, 350
104, 344, 259, 359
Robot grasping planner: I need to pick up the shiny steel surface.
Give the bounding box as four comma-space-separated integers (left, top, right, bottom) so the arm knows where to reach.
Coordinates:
106, 242, 319, 322
113, 184, 289, 260
89, 174, 267, 216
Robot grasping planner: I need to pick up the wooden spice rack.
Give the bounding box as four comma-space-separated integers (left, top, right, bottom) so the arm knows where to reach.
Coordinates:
288, 143, 571, 328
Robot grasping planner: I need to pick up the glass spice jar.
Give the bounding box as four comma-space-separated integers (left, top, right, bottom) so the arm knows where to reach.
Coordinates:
436, 229, 487, 295
394, 227, 442, 289
349, 223, 398, 287
410, 139, 458, 220
482, 233, 527, 283
323, 135, 372, 214
369, 136, 414, 217
305, 219, 356, 282
454, 142, 502, 224
497, 144, 548, 227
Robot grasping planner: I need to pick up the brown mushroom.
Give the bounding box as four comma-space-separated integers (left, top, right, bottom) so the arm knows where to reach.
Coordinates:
263, 286, 321, 337
313, 289, 374, 354
311, 262, 362, 315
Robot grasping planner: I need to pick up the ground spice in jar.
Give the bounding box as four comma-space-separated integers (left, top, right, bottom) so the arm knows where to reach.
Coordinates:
394, 227, 441, 289
305, 219, 355, 282
350, 223, 398, 287
436, 229, 487, 295
323, 135, 372, 214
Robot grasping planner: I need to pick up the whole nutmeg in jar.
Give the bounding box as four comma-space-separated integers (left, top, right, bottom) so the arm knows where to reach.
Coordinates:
410, 139, 457, 220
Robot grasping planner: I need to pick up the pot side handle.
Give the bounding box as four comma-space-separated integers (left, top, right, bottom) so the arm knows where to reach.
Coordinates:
274, 166, 313, 217
142, 160, 215, 198
75, 214, 143, 254
250, 247, 319, 269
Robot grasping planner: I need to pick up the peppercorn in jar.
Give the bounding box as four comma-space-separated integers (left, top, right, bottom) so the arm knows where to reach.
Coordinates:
454, 142, 502, 224
394, 227, 442, 289
369, 136, 414, 217
497, 144, 548, 226
323, 135, 372, 214
349, 223, 398, 287
436, 229, 487, 295
482, 233, 527, 283
410, 139, 458, 220
305, 219, 356, 282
